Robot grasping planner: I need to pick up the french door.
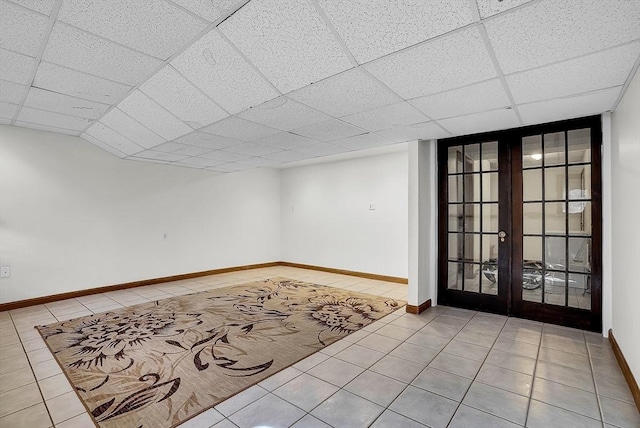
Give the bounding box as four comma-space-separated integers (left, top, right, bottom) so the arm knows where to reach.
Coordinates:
437, 116, 602, 332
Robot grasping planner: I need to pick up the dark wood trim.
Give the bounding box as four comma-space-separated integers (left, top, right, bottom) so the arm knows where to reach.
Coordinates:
0, 262, 408, 312
608, 329, 640, 411
0, 262, 280, 312
278, 262, 408, 284
406, 299, 432, 314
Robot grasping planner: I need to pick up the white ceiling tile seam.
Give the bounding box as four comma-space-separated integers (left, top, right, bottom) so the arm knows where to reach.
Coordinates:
308, 0, 359, 67
612, 51, 640, 111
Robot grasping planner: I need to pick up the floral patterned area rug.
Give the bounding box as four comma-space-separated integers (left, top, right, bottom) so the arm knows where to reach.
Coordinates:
37, 277, 404, 428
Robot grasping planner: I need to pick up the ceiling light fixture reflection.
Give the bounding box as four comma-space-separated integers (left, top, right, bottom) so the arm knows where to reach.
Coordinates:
531, 153, 543, 160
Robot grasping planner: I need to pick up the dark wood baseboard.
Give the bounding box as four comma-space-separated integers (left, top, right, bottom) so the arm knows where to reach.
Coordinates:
279, 262, 408, 284
406, 299, 432, 314
608, 329, 640, 411
0, 262, 280, 312
0, 262, 409, 312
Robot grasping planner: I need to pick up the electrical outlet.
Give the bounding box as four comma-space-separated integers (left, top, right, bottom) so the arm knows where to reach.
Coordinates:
0, 266, 10, 278
368, 203, 376, 210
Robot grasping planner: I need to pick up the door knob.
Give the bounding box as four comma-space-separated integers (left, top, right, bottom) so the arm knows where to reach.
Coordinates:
498, 231, 507, 242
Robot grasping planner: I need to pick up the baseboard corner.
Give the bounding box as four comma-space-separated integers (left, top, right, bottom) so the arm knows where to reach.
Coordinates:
406, 299, 432, 314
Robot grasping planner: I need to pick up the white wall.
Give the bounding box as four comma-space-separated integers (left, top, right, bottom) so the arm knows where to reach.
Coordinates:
610, 68, 640, 381
0, 125, 281, 303
280, 150, 408, 278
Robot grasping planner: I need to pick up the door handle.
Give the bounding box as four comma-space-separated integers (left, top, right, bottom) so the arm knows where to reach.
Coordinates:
499, 231, 507, 242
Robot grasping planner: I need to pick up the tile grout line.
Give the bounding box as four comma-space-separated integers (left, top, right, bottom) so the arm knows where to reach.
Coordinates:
522, 322, 545, 427
585, 333, 608, 428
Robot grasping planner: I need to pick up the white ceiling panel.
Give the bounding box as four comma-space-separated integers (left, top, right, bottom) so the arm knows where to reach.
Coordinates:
518, 87, 622, 125
42, 23, 163, 86
170, 0, 242, 22
220, 0, 353, 93
331, 133, 393, 151
289, 68, 402, 118
222, 142, 282, 156
261, 150, 310, 163
14, 121, 81, 136
140, 66, 228, 129
200, 150, 252, 162
152, 142, 212, 157
57, 0, 208, 60
0, 102, 18, 120
485, 0, 640, 74
17, 107, 93, 131
117, 90, 192, 140
208, 162, 255, 172
173, 156, 225, 167
253, 132, 317, 150
238, 97, 331, 131
81, 133, 127, 158
409, 79, 511, 120
437, 108, 520, 137
365, 27, 497, 99
294, 143, 347, 157
342, 102, 429, 132
237, 156, 282, 167
200, 116, 280, 141
99, 108, 165, 149
377, 122, 451, 143
83, 122, 145, 156
24, 87, 109, 119
292, 119, 365, 142
507, 42, 640, 104
171, 30, 278, 114
476, 0, 533, 19
174, 132, 241, 150
33, 62, 132, 104
0, 48, 35, 85
0, 118, 11, 125
0, 1, 49, 56
317, 0, 473, 64
0, 80, 26, 104
131, 150, 190, 162
7, 0, 55, 15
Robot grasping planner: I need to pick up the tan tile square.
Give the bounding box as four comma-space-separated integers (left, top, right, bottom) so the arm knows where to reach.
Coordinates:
0, 366, 36, 394
46, 391, 86, 424
0, 402, 52, 428
0, 382, 43, 418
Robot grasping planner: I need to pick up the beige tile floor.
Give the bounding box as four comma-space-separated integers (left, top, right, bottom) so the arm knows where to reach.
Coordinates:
1, 266, 638, 428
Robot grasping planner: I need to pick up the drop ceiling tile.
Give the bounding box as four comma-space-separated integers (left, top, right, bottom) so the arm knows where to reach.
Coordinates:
294, 143, 349, 157
238, 156, 283, 167
317, 0, 473, 63
365, 27, 497, 99
83, 122, 145, 156
14, 120, 81, 136
238, 97, 331, 131
292, 119, 365, 142
24, 87, 109, 119
0, 80, 26, 104
207, 162, 254, 172
132, 150, 190, 162
518, 87, 621, 125
17, 106, 93, 131
409, 79, 511, 120
437, 108, 520, 136
220, 0, 353, 93
253, 132, 317, 150
174, 132, 241, 150
0, 117, 11, 125
507, 42, 640, 104
171, 30, 278, 114
173, 156, 225, 167
476, 0, 533, 18
140, 66, 228, 129
377, 122, 451, 143
0, 1, 49, 56
152, 142, 212, 156
342, 102, 429, 132
261, 150, 310, 163
199, 150, 252, 162
33, 62, 132, 104
288, 68, 402, 118
81, 133, 127, 158
200, 116, 280, 141
7, 0, 55, 15
126, 156, 172, 166
222, 142, 282, 156
58, 0, 207, 60
100, 108, 165, 149
485, 0, 640, 74
171, 0, 241, 22
0, 48, 36, 84
331, 133, 393, 151
0, 102, 18, 120
42, 23, 162, 86
117, 90, 193, 140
